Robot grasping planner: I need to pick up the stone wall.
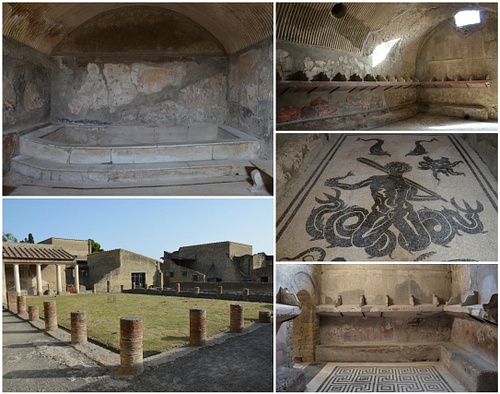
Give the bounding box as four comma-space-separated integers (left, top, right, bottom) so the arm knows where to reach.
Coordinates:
450, 317, 497, 366
3, 37, 53, 172
51, 58, 228, 128
85, 249, 160, 291
228, 39, 273, 159
416, 13, 498, 120
39, 238, 91, 259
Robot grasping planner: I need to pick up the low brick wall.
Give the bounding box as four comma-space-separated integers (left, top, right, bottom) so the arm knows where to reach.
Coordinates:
123, 282, 273, 303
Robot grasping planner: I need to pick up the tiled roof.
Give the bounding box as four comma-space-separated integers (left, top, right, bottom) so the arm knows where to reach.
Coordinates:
2, 243, 76, 262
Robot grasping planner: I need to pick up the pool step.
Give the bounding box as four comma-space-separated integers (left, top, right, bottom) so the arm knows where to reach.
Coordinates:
10, 155, 253, 183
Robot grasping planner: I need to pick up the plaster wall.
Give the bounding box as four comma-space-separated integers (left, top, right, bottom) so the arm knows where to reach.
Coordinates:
450, 264, 498, 304
85, 249, 160, 291
3, 37, 52, 172
51, 58, 228, 128
451, 317, 497, 366
276, 42, 417, 128
416, 14, 498, 120
228, 39, 273, 159
320, 264, 451, 306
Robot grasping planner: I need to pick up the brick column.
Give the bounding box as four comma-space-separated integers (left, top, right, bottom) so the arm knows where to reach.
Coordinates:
230, 304, 244, 333
189, 308, 206, 346
28, 305, 39, 321
193, 287, 200, 295
71, 311, 87, 345
259, 310, 271, 323
7, 292, 17, 312
36, 264, 43, 295
243, 288, 250, 298
44, 301, 58, 331
17, 295, 27, 316
120, 316, 143, 375
216, 285, 223, 295
175, 283, 181, 293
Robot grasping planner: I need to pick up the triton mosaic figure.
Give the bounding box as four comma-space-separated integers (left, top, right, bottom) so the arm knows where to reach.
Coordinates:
304, 157, 485, 259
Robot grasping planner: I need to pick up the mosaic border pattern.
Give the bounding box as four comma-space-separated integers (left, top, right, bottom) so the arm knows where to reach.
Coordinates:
317, 366, 454, 392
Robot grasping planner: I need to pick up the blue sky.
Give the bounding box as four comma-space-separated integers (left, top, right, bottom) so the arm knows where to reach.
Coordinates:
2, 198, 274, 259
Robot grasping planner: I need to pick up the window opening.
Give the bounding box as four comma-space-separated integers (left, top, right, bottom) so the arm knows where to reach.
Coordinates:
372, 38, 400, 67
454, 10, 480, 27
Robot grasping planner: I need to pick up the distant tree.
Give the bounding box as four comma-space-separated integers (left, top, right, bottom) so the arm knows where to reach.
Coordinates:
20, 233, 35, 244
2, 233, 18, 242
89, 239, 103, 253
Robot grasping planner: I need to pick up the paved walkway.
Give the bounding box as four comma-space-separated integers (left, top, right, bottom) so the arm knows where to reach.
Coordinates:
2, 310, 273, 392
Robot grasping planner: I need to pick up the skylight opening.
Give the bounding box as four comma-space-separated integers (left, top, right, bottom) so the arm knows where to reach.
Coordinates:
372, 38, 400, 67
454, 10, 481, 28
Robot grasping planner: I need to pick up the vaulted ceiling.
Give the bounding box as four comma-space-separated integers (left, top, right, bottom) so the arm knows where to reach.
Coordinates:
3, 3, 273, 56
277, 2, 497, 57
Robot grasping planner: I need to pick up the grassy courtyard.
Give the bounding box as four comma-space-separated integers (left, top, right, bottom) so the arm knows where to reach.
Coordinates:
26, 293, 272, 354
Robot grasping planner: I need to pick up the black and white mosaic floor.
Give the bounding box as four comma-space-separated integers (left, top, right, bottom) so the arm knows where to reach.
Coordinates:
304, 363, 466, 392
277, 134, 498, 261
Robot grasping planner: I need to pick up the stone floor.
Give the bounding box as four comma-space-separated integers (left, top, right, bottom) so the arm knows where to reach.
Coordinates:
277, 134, 497, 261
2, 309, 273, 392
370, 114, 498, 131
301, 362, 467, 392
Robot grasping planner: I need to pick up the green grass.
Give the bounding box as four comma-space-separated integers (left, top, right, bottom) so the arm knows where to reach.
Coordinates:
27, 293, 272, 353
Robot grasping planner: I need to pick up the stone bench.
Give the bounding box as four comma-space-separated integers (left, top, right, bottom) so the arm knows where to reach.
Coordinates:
441, 343, 498, 392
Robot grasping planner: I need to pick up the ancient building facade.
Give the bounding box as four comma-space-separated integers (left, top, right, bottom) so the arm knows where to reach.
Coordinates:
164, 241, 273, 284
83, 249, 162, 292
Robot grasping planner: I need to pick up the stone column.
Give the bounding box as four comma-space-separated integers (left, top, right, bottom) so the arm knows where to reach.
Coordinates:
17, 295, 27, 316
93, 284, 97, 294
71, 311, 87, 345
230, 304, 244, 333
74, 265, 80, 294
189, 308, 206, 346
56, 265, 62, 295
28, 305, 39, 321
36, 264, 43, 295
194, 287, 200, 295
216, 285, 223, 295
175, 283, 181, 293
120, 316, 143, 375
13, 264, 21, 295
44, 301, 58, 331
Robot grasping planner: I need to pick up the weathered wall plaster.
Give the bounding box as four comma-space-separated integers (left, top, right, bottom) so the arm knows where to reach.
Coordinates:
51, 58, 228, 127
320, 264, 451, 306
3, 37, 52, 172
416, 13, 498, 120
228, 39, 273, 159
276, 42, 417, 128
451, 264, 498, 305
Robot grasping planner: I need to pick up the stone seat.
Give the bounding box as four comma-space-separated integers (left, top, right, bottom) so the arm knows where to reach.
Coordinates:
10, 155, 253, 183
315, 342, 446, 363
441, 343, 498, 392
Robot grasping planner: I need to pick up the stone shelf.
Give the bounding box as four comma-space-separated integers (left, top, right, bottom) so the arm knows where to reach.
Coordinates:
276, 303, 302, 326
277, 80, 490, 95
